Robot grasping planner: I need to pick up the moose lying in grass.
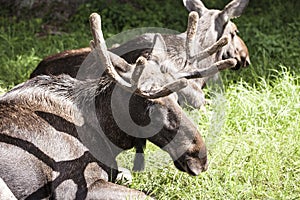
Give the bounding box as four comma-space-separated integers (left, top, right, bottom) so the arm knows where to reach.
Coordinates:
0, 13, 237, 199
30, 0, 250, 172
30, 0, 250, 109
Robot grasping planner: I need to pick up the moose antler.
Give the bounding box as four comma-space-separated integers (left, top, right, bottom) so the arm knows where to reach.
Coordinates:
90, 13, 131, 88
186, 11, 229, 63
89, 13, 235, 99
89, 13, 188, 99
186, 11, 198, 59
180, 11, 237, 79
175, 58, 237, 79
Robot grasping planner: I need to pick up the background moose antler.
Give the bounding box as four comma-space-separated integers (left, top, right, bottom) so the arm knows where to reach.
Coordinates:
89, 12, 236, 99
30, 0, 250, 110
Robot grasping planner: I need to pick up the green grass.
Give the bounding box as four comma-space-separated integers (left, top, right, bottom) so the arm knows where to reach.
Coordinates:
0, 86, 6, 95
0, 16, 91, 88
1, 0, 300, 199
116, 68, 300, 199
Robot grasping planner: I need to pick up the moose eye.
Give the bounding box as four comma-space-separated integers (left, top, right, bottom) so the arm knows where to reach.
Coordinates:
230, 29, 239, 38
230, 32, 235, 38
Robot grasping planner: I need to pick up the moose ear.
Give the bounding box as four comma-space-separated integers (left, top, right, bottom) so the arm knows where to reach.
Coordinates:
183, 0, 207, 17
220, 0, 249, 21
150, 34, 167, 58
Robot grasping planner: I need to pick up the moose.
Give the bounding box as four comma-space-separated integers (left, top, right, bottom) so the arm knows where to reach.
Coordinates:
30, 0, 250, 109
0, 12, 236, 199
29, 0, 250, 172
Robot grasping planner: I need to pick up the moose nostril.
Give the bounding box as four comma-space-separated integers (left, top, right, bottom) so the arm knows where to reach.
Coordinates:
241, 56, 250, 67
239, 51, 250, 67
203, 157, 208, 171
240, 54, 250, 67
245, 57, 251, 66
203, 162, 208, 172
198, 153, 208, 172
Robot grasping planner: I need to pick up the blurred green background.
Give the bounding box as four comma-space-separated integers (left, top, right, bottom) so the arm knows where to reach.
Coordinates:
0, 0, 299, 87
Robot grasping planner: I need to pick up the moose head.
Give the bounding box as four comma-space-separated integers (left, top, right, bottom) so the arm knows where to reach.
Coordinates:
88, 13, 237, 175
183, 0, 251, 70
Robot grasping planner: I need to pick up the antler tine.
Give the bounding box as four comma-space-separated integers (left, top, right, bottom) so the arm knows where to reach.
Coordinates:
89, 13, 131, 88
190, 36, 229, 63
131, 56, 147, 87
90, 13, 105, 48
186, 11, 199, 59
175, 58, 237, 79
137, 79, 188, 99
89, 13, 188, 99
108, 51, 132, 73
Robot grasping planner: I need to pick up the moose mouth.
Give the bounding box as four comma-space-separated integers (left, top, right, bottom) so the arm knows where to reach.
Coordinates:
222, 54, 250, 71
232, 58, 251, 70
231, 59, 243, 70
174, 157, 208, 176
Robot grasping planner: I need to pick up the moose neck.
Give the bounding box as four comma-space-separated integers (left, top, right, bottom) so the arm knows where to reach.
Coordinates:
93, 80, 151, 155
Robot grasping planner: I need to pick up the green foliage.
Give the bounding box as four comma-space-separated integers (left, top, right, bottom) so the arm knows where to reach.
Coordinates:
69, 0, 188, 38
0, 16, 91, 87
0, 84, 6, 95
1, 0, 299, 87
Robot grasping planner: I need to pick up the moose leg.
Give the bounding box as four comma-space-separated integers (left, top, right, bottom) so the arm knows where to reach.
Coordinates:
86, 179, 153, 200
133, 138, 146, 171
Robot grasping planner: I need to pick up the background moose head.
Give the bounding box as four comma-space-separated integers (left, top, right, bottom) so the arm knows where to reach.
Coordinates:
183, 0, 251, 70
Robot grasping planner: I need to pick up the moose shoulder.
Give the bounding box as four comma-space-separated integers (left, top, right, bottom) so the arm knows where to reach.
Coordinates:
0, 13, 236, 199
